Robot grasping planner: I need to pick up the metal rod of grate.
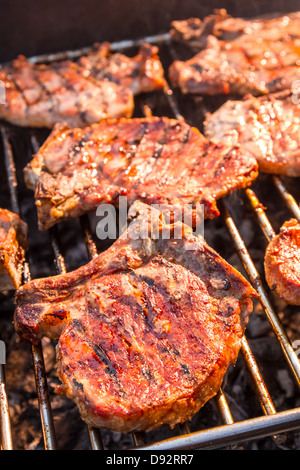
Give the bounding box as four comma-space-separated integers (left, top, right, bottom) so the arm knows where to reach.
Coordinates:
0, 34, 300, 451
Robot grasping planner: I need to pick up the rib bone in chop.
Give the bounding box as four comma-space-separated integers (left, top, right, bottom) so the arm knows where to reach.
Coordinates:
24, 116, 258, 230
14, 202, 255, 432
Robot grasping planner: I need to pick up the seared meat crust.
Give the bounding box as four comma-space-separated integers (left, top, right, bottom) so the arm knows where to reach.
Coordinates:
0, 57, 134, 128
24, 116, 258, 230
78, 43, 165, 95
169, 10, 300, 97
169, 35, 300, 97
0, 43, 165, 129
264, 219, 300, 305
14, 202, 255, 432
170, 9, 300, 47
0, 208, 28, 291
204, 90, 300, 177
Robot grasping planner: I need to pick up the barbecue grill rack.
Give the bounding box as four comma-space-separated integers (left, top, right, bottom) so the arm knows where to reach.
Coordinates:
1, 32, 300, 451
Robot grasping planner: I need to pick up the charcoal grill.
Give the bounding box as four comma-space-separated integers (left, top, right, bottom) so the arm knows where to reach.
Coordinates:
1, 0, 300, 451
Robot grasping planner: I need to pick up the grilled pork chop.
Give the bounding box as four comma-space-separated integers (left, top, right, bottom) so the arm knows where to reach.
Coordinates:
169, 8, 300, 98
169, 34, 300, 97
0, 208, 27, 291
0, 57, 133, 128
78, 43, 165, 95
204, 90, 300, 177
170, 9, 300, 48
14, 201, 255, 432
169, 10, 300, 97
264, 219, 300, 305
24, 116, 258, 231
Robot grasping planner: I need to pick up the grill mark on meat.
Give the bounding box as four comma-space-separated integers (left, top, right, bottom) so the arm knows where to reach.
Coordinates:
125, 271, 191, 372
120, 119, 168, 181
126, 266, 203, 385
123, 121, 148, 165
71, 318, 127, 397
5, 64, 30, 108
152, 122, 170, 160
73, 378, 84, 392
111, 277, 164, 385
51, 62, 84, 121
31, 68, 55, 113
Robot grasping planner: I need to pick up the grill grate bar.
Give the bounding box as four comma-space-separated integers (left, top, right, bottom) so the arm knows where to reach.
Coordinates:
272, 176, 300, 221
0, 364, 13, 450
136, 407, 300, 451
26, 33, 171, 65
245, 188, 276, 242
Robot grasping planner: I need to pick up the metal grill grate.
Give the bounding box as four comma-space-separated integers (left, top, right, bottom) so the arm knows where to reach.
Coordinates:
1, 33, 300, 451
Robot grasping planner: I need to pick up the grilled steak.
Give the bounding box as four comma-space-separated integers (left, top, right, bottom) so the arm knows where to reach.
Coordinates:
264, 218, 300, 305
78, 43, 165, 95
204, 90, 300, 177
0, 208, 27, 291
24, 116, 258, 231
170, 9, 300, 48
0, 57, 134, 128
14, 201, 255, 432
169, 34, 300, 97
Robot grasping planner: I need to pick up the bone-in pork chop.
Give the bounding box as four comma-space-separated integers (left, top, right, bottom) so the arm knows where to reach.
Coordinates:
14, 202, 255, 432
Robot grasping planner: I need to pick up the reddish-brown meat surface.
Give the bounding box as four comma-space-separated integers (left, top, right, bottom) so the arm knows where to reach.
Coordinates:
204, 90, 300, 177
0, 57, 134, 128
264, 218, 300, 305
0, 43, 165, 129
169, 35, 300, 97
78, 43, 165, 95
0, 208, 28, 291
14, 202, 255, 432
169, 10, 300, 97
170, 9, 300, 48
24, 116, 258, 230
